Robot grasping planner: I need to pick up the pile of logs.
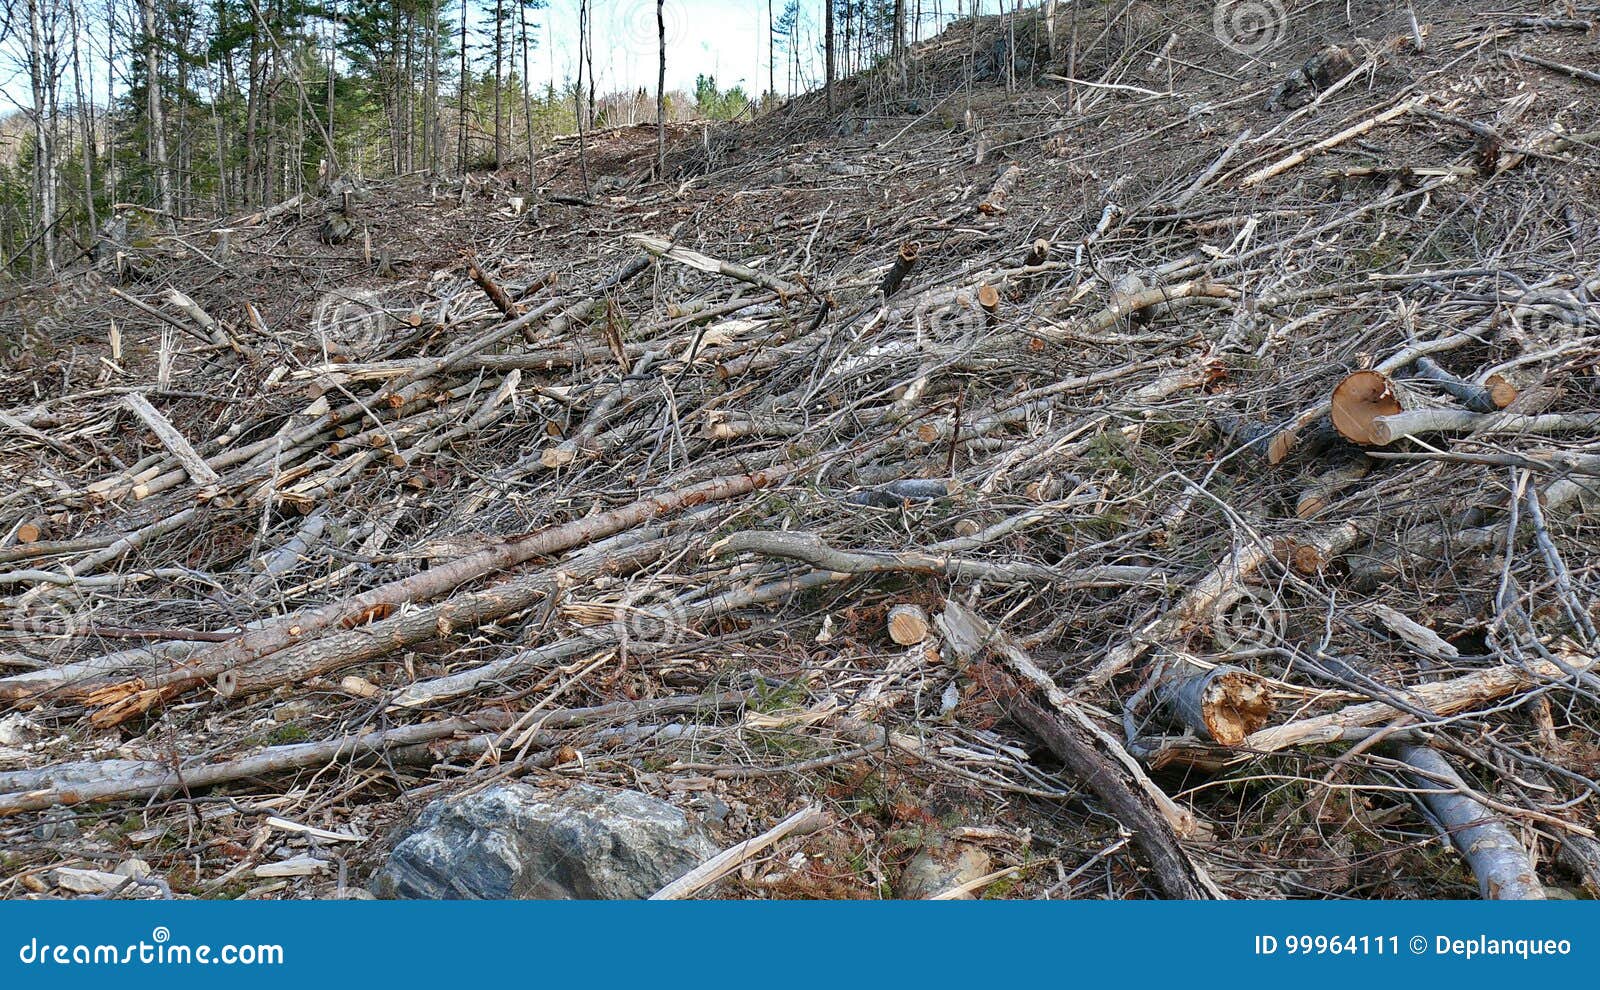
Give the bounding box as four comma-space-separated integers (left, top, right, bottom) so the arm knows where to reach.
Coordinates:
1, 3, 1598, 901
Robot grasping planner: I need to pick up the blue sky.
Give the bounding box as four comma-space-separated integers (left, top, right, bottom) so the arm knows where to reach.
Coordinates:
0, 0, 813, 114
534, 0, 789, 96
0, 1, 970, 115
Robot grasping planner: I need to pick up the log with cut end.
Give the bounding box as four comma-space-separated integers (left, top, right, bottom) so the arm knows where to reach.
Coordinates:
878, 242, 920, 297
1023, 239, 1051, 267
1152, 659, 1274, 745
1413, 356, 1516, 413
976, 284, 1001, 325
466, 255, 521, 316
979, 165, 1022, 215
13, 519, 48, 545
887, 604, 931, 645
1330, 369, 1405, 446
1294, 454, 1371, 519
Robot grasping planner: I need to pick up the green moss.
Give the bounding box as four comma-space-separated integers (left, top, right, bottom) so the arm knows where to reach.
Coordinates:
267, 724, 310, 745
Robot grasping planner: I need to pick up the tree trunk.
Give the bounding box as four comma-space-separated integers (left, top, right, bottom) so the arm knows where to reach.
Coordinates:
656, 0, 667, 176
520, 0, 536, 187
66, 0, 97, 239
26, 0, 60, 268
494, 0, 504, 166
824, 0, 835, 111
458, 0, 469, 172
138, 0, 174, 218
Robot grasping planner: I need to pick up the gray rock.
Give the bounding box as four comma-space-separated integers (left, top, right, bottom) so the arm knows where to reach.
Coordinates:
371, 783, 715, 900
33, 808, 80, 841
896, 842, 993, 899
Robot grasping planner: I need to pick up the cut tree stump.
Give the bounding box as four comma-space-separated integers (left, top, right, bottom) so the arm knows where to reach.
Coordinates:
1152, 659, 1274, 746
1331, 370, 1406, 446
887, 604, 932, 645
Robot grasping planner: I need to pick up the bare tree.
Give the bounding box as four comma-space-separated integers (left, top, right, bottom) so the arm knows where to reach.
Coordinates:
655, 0, 666, 176
138, 0, 174, 218
823, 0, 834, 111
494, 0, 505, 165
458, 0, 469, 172
25, 0, 61, 266
519, 0, 536, 188
575, 0, 590, 190
65, 0, 96, 237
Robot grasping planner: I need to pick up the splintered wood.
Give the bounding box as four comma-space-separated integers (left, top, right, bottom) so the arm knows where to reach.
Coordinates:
3, 5, 1599, 902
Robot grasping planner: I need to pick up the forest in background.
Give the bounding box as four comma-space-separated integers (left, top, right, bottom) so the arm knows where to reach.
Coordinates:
1, 0, 986, 275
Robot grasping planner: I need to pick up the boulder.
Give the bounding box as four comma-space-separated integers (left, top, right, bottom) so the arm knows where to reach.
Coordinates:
371, 783, 714, 900
896, 842, 994, 899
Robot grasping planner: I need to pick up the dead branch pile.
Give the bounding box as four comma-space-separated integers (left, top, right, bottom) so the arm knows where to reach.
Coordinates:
1, 1, 1598, 900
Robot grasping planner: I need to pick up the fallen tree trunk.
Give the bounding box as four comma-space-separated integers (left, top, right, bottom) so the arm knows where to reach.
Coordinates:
0, 692, 753, 815
1245, 645, 1597, 754
80, 465, 796, 723
1412, 356, 1516, 413
1369, 409, 1600, 446
937, 602, 1221, 899
1150, 657, 1274, 745
1392, 743, 1546, 900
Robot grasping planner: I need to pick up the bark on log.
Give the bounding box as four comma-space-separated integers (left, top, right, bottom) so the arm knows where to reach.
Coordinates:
1151, 658, 1274, 745
1370, 409, 1600, 446
630, 234, 805, 299
1393, 743, 1546, 900
877, 241, 920, 298
466, 255, 521, 316
80, 466, 795, 722
122, 392, 222, 486
0, 693, 751, 815
715, 530, 1165, 588
936, 602, 1219, 899
979, 165, 1022, 215
213, 535, 673, 701
1412, 356, 1516, 413
1244, 646, 1597, 754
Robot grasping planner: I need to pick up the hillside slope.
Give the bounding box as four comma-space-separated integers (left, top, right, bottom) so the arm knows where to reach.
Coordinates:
1, 2, 1598, 900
